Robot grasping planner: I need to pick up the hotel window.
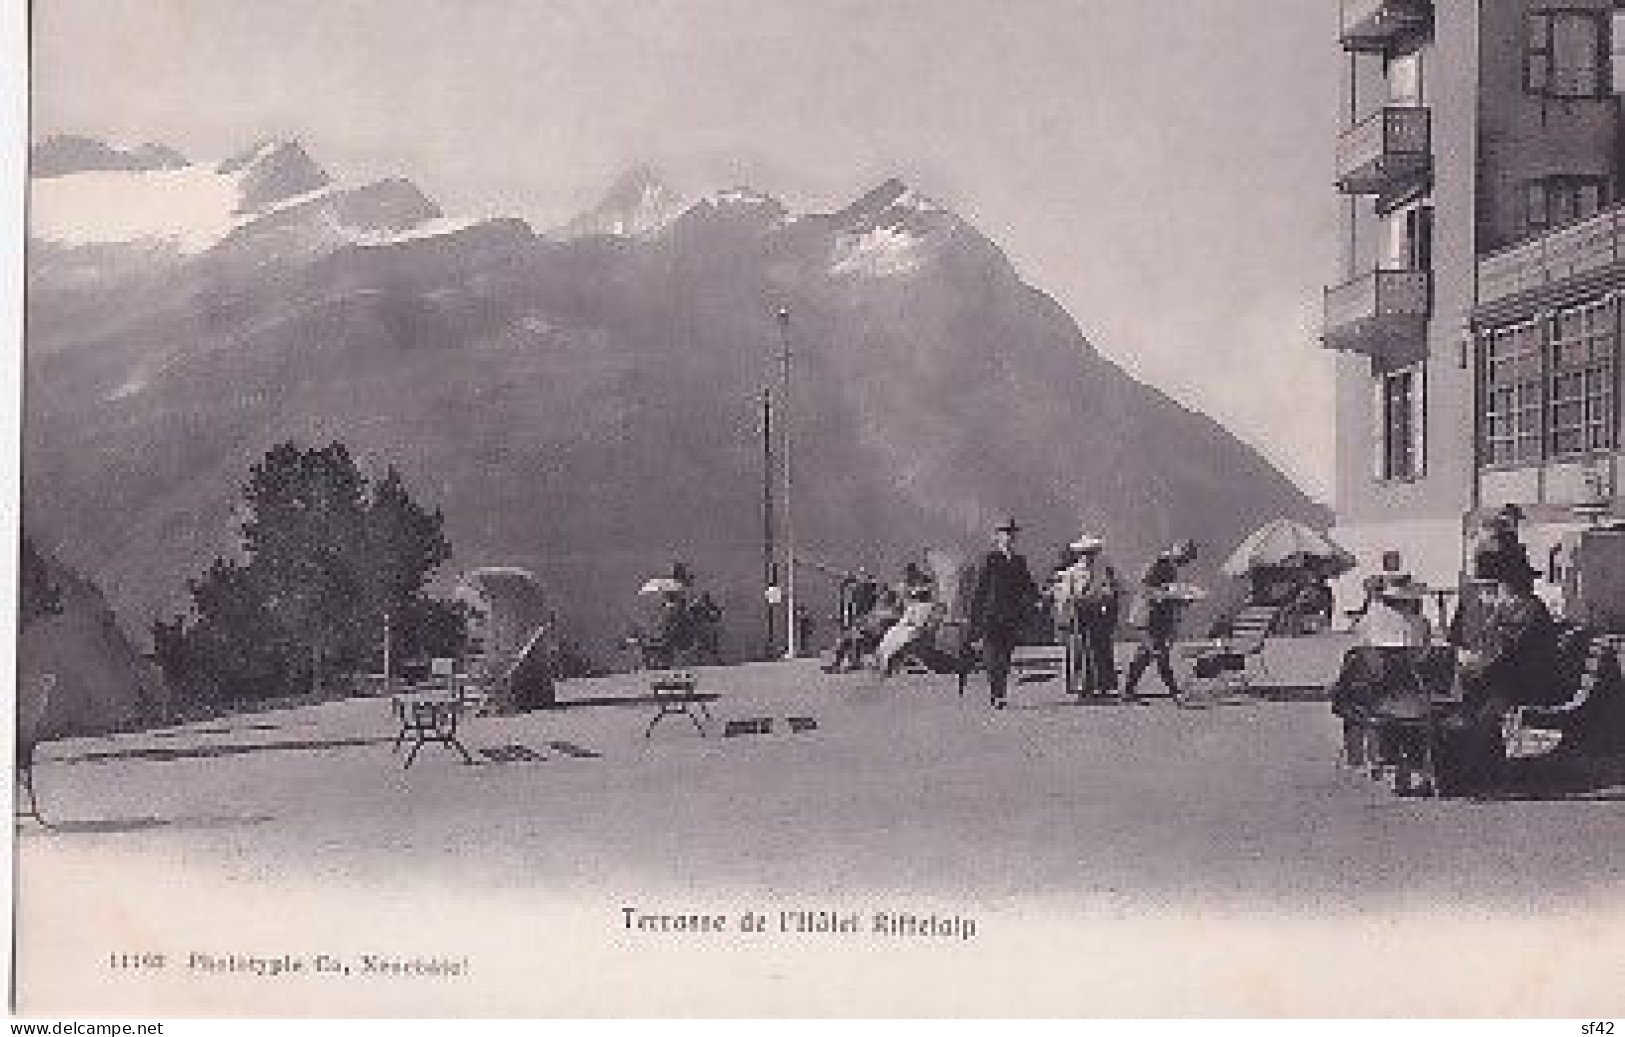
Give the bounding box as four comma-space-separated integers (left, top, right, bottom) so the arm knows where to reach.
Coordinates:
1482, 321, 1545, 467
1387, 49, 1423, 106
1523, 176, 1608, 236
1547, 299, 1619, 457
1481, 304, 1620, 467
1527, 10, 1606, 97
1384, 203, 1433, 271
1374, 364, 1426, 482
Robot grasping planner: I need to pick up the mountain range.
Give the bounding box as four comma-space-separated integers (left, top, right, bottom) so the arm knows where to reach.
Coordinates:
24, 136, 1325, 663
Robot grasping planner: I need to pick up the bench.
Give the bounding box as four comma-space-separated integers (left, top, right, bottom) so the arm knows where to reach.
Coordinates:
391, 689, 476, 768
644, 670, 712, 738
1502, 634, 1624, 760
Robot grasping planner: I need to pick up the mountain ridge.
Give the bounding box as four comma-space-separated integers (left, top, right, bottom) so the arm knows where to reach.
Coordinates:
25, 140, 1326, 659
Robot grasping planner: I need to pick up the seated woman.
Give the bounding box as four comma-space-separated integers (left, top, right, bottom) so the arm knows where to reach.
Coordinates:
1336, 576, 1438, 791
877, 565, 940, 676
826, 587, 901, 673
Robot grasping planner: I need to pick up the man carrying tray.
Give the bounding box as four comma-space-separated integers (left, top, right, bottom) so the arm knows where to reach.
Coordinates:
1122, 539, 1200, 702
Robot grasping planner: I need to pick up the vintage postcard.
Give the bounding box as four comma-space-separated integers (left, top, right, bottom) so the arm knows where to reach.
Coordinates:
10, 0, 1625, 1019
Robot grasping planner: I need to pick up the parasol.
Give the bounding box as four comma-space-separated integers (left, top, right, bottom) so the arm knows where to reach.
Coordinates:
1220, 519, 1356, 578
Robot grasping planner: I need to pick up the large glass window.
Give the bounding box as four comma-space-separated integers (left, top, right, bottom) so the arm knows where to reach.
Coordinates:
1481, 303, 1620, 468
1547, 299, 1619, 458
1528, 11, 1606, 97
1482, 321, 1545, 467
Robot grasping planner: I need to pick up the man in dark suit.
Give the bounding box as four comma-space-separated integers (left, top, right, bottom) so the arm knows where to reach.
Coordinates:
970, 517, 1040, 710
1445, 552, 1562, 791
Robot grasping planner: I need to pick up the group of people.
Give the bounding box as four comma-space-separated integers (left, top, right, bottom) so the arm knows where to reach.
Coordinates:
1339, 503, 1566, 792
971, 518, 1201, 709
825, 562, 944, 675
823, 517, 1205, 711
632, 563, 725, 668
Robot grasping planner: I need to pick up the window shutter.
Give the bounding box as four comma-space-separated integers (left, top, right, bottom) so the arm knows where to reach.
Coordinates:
1410, 364, 1428, 479
1372, 375, 1388, 481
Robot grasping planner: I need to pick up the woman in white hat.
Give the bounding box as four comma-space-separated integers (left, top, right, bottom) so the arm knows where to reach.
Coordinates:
1053, 533, 1121, 697
1353, 574, 1432, 649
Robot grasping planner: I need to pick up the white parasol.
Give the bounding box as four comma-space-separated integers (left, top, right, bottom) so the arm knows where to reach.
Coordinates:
1220, 518, 1356, 578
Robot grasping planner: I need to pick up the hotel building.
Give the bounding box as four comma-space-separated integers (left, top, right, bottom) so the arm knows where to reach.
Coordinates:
1325, 0, 1624, 600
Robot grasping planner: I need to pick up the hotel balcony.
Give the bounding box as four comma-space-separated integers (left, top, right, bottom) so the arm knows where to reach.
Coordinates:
1335, 106, 1431, 198
1477, 205, 1625, 321
1323, 267, 1432, 363
1340, 0, 1431, 52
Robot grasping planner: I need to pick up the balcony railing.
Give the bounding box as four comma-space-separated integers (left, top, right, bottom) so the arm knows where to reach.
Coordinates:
1324, 267, 1432, 361
1478, 205, 1625, 309
1336, 106, 1431, 197
1340, 0, 1431, 52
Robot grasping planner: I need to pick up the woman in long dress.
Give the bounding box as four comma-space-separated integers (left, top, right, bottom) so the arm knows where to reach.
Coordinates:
1054, 535, 1122, 697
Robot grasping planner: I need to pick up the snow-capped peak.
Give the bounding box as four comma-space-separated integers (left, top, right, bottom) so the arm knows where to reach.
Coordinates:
216, 140, 331, 213
826, 178, 953, 279
840, 177, 948, 225
829, 223, 927, 278
30, 135, 188, 178
27, 141, 439, 257
684, 186, 791, 226
557, 165, 689, 240
880, 181, 947, 216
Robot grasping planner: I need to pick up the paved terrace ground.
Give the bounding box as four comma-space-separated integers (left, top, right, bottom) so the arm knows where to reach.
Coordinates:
16, 634, 1625, 1016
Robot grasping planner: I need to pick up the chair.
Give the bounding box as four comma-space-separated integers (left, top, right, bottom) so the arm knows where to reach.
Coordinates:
1185, 604, 1282, 693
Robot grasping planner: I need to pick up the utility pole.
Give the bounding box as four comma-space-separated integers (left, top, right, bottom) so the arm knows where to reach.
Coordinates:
760, 386, 777, 659
777, 306, 798, 660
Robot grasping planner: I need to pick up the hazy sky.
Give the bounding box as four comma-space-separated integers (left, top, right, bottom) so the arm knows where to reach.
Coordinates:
31, 0, 1341, 500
